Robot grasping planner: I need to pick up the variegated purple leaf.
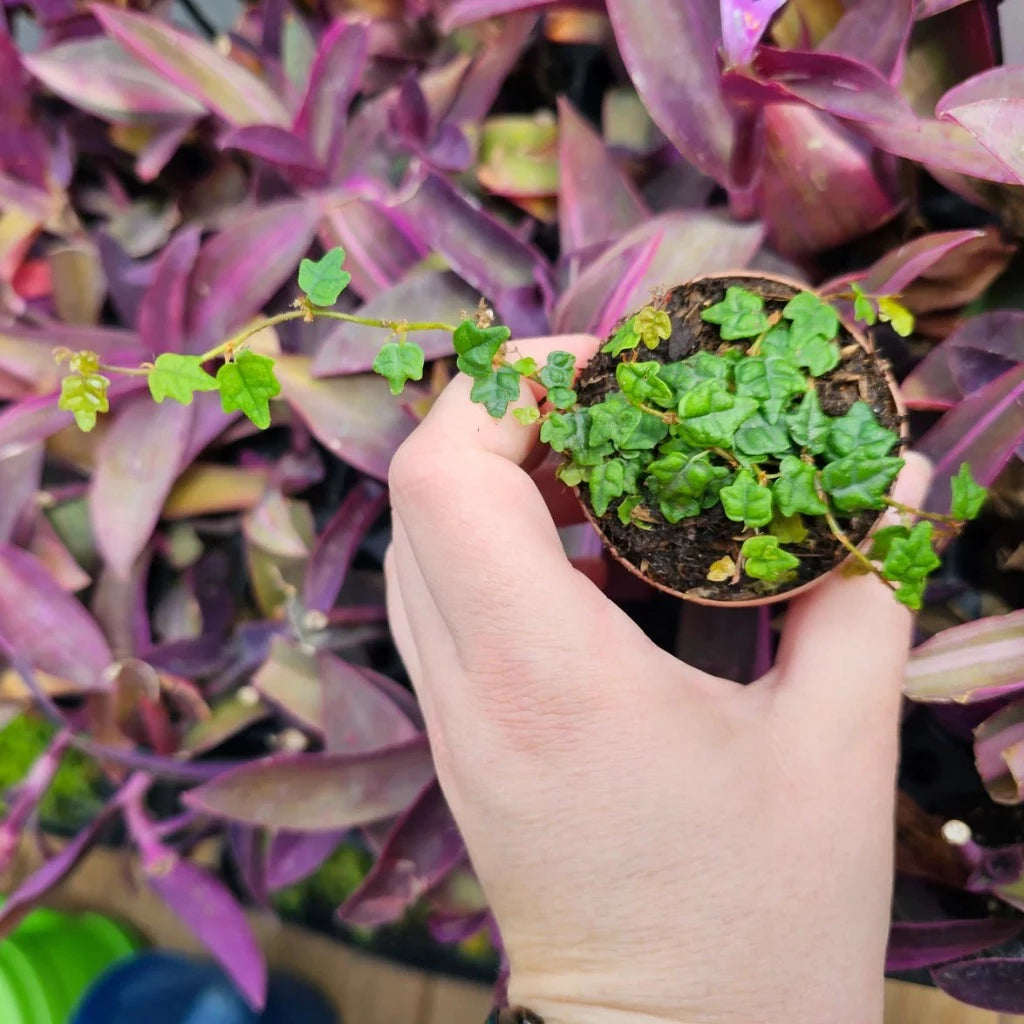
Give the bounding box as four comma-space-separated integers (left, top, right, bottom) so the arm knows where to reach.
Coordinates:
319, 651, 419, 755
437, 0, 602, 30
975, 699, 1024, 805
887, 918, 1024, 971
720, 0, 787, 68
91, 4, 290, 128
0, 441, 42, 544
818, 0, 914, 79
89, 396, 194, 579
917, 0, 977, 14
339, 780, 463, 927
186, 198, 321, 351
857, 228, 988, 297
0, 543, 112, 689
228, 824, 268, 904
557, 97, 648, 262
905, 611, 1024, 703
915, 362, 1024, 515
219, 125, 326, 186
273, 355, 415, 481
137, 225, 201, 356
606, 0, 737, 187
92, 553, 154, 660
252, 636, 323, 735
303, 480, 387, 613
23, 36, 206, 123
396, 171, 551, 336
553, 210, 764, 334
140, 845, 267, 1009
184, 736, 435, 831
932, 957, 1024, 1013
312, 269, 475, 378
293, 18, 369, 175
320, 198, 428, 301
136, 119, 196, 182
265, 829, 347, 891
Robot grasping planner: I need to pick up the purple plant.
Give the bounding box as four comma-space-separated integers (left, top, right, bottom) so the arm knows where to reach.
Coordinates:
0, 0, 1022, 1012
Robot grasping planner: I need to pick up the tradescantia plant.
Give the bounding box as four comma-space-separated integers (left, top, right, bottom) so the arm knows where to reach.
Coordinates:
56, 253, 986, 610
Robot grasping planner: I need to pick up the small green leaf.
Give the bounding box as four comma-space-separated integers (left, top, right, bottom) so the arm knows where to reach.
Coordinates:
512, 356, 539, 376
687, 352, 733, 383
601, 318, 641, 355
371, 342, 425, 396
546, 387, 577, 410
589, 459, 627, 516
893, 578, 927, 610
772, 456, 828, 517
676, 379, 758, 448
950, 462, 987, 520
786, 388, 830, 453
616, 361, 673, 408
741, 535, 799, 582
540, 409, 589, 452
865, 525, 911, 562
720, 469, 774, 529
513, 407, 541, 425
769, 509, 807, 545
660, 497, 701, 523
734, 355, 806, 422
820, 454, 903, 513
469, 365, 521, 417
783, 291, 840, 343
790, 334, 841, 377
734, 412, 792, 458
573, 444, 615, 466
589, 396, 643, 447
851, 282, 877, 326
59, 372, 110, 432
453, 320, 511, 378
617, 495, 652, 528
701, 286, 770, 340
758, 323, 793, 359
878, 296, 914, 337
826, 401, 899, 460
148, 353, 219, 405
645, 451, 729, 506
882, 521, 941, 586
217, 350, 281, 429
298, 248, 351, 306
557, 463, 586, 487
620, 412, 670, 451
635, 306, 672, 349
537, 351, 576, 390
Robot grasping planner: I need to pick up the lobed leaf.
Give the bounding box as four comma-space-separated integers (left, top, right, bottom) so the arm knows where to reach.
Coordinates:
741, 535, 799, 582
616, 361, 673, 408
217, 351, 281, 429
676, 380, 759, 448
721, 470, 774, 529
786, 388, 830, 453
950, 462, 987, 521
783, 291, 840, 343
297, 248, 351, 306
148, 353, 218, 405
773, 456, 828, 517
701, 286, 770, 340
820, 454, 903, 512
589, 396, 643, 447
826, 401, 900, 460
372, 342, 425, 396
601, 318, 641, 356
734, 412, 792, 458
588, 460, 628, 516
58, 372, 110, 432
540, 410, 589, 453
537, 350, 577, 391
734, 355, 806, 423
453, 319, 511, 378
469, 365, 521, 418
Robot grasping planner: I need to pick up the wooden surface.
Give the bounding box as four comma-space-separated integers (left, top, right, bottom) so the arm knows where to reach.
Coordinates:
3, 840, 1023, 1023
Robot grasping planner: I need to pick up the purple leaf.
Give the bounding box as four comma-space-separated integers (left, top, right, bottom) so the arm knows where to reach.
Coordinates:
293, 19, 369, 176
937, 66, 1024, 185
92, 552, 153, 660
219, 125, 326, 185
915, 362, 1024, 514
553, 211, 764, 334
186, 198, 321, 351
303, 480, 387, 613
136, 119, 196, 182
556, 97, 648, 261
96, 233, 152, 327
91, 4, 290, 128
273, 356, 415, 481
140, 846, 267, 1009
228, 825, 268, 904
606, 0, 737, 186
886, 918, 1024, 971
818, 0, 914, 79
933, 957, 1024, 1013
0, 442, 42, 544
905, 611, 1024, 703
437, 0, 602, 29
0, 543, 112, 689
311, 269, 477, 378
89, 396, 194, 579
396, 171, 551, 337
252, 637, 323, 735
390, 74, 430, 142
265, 830, 347, 891
858, 228, 988, 296
23, 36, 207, 123
594, 231, 663, 339
320, 198, 428, 301
318, 650, 420, 755
138, 226, 201, 356
338, 780, 464, 927
184, 736, 436, 831
975, 699, 1024, 805
0, 808, 114, 938
720, 0, 787, 67
904, 313, 1024, 411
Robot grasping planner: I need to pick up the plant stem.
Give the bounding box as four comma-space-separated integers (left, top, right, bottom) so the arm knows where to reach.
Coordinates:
883, 498, 962, 525
711, 446, 740, 468
99, 363, 152, 377
198, 309, 458, 363
817, 480, 896, 591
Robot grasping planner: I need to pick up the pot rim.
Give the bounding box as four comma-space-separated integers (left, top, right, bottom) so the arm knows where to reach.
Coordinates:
575, 269, 909, 609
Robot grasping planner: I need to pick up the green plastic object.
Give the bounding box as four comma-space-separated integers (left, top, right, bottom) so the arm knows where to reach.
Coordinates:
0, 902, 139, 1023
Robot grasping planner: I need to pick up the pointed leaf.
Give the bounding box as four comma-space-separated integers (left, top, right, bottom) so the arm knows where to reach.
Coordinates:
932, 958, 1024, 1013
974, 700, 1024, 805
219, 125, 325, 182
91, 4, 289, 127
138, 226, 201, 355
819, 0, 914, 79
886, 919, 1024, 972
265, 830, 347, 892
217, 351, 281, 429
298, 248, 351, 306
148, 353, 219, 405
0, 544, 112, 689
252, 637, 324, 735
373, 342, 425, 395
184, 736, 435, 831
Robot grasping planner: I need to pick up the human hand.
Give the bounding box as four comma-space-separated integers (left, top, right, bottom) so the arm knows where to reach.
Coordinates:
385, 333, 931, 1024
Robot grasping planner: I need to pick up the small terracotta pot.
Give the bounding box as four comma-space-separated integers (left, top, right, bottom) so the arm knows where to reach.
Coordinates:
574, 271, 908, 608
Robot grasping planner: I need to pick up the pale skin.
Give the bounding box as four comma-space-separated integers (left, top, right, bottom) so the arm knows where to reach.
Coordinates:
385, 333, 932, 1024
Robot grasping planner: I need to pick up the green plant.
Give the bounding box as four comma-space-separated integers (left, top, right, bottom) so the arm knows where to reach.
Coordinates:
55, 254, 985, 609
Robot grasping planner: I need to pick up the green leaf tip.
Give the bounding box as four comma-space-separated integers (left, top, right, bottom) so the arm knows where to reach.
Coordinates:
700, 287, 770, 340
950, 462, 987, 521
373, 342, 425, 396
298, 248, 352, 306
216, 350, 281, 429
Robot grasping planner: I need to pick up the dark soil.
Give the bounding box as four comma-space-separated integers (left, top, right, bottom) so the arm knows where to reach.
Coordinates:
573, 275, 905, 602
